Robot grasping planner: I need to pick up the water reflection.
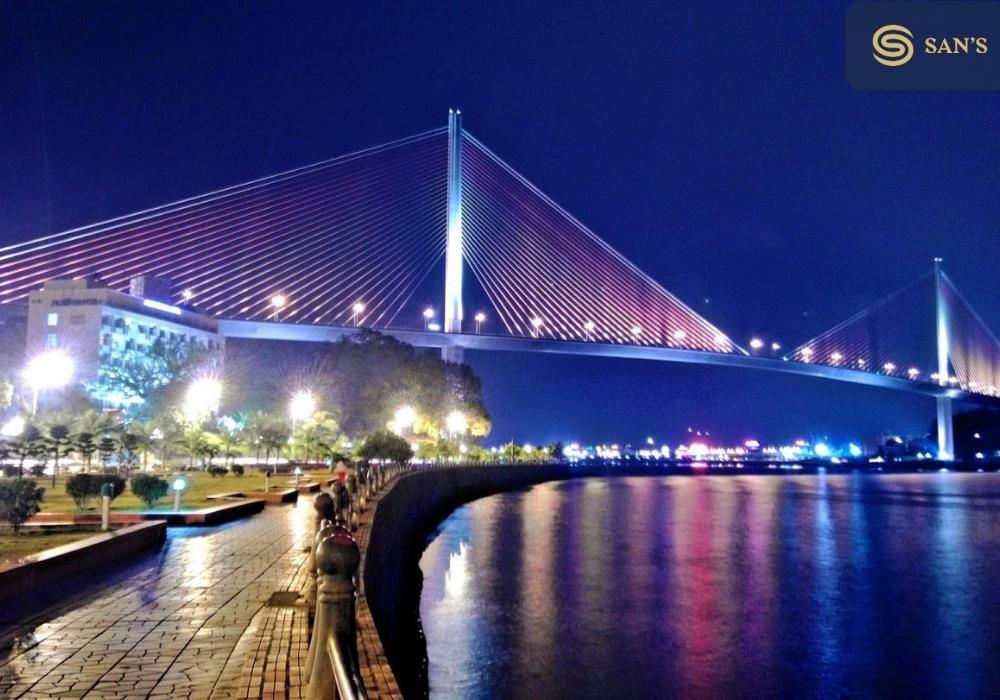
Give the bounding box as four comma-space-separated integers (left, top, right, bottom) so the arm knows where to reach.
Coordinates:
419, 474, 1000, 698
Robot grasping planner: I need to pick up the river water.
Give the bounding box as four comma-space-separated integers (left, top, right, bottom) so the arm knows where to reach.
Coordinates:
418, 473, 1000, 698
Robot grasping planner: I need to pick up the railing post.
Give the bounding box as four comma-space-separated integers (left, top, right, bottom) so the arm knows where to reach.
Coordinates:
304, 492, 334, 552
306, 528, 365, 700
305, 518, 337, 605
331, 481, 348, 527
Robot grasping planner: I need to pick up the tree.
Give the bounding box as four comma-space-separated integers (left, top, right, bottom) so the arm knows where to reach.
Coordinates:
292, 411, 339, 462
8, 425, 42, 477
116, 432, 141, 476
73, 432, 98, 472
0, 478, 45, 533
125, 421, 158, 471
357, 431, 414, 465
45, 423, 73, 487
176, 427, 207, 470
91, 336, 221, 418
97, 436, 118, 470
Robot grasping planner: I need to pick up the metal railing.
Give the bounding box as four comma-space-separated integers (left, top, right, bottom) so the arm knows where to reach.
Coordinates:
304, 464, 408, 699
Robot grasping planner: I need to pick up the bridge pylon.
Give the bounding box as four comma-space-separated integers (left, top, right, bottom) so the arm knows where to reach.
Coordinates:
934, 258, 955, 460
442, 108, 465, 363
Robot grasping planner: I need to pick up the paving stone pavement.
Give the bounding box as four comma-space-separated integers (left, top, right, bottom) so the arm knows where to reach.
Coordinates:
0, 502, 316, 700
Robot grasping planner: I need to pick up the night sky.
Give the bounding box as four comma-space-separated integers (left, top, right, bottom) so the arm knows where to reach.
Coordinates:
3, 1, 999, 446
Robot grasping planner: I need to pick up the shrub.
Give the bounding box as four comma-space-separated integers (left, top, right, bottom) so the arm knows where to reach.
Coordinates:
29, 464, 46, 477
65, 473, 125, 511
208, 466, 228, 477
357, 431, 414, 465
66, 473, 96, 511
131, 474, 169, 508
230, 464, 245, 476
0, 478, 45, 533
2, 465, 18, 478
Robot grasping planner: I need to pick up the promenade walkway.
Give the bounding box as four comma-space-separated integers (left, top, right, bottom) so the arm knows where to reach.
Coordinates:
0, 483, 401, 700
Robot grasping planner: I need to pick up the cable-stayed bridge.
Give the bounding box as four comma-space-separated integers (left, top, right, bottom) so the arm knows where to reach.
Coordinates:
2, 110, 998, 459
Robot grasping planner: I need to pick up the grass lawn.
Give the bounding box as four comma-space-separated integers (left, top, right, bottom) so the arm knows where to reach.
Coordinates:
0, 529, 102, 564
35, 470, 324, 513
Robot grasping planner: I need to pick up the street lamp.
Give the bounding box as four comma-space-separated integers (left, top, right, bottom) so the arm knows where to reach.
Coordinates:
23, 349, 74, 414
289, 390, 316, 431
271, 294, 287, 321
530, 317, 543, 338
423, 307, 435, 330
352, 302, 366, 326
474, 312, 486, 334
585, 321, 596, 341
394, 405, 417, 434
445, 410, 467, 436
171, 475, 188, 512
749, 337, 764, 351
183, 377, 222, 422
672, 329, 686, 342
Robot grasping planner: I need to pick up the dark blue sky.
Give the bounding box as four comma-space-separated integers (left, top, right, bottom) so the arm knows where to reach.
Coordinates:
3, 1, 999, 446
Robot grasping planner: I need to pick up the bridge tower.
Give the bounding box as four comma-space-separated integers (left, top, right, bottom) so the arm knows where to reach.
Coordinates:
442, 108, 465, 363
934, 257, 955, 460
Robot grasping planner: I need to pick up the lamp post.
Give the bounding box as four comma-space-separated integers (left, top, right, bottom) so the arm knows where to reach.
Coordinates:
530, 317, 543, 339
423, 307, 435, 330
171, 475, 188, 512
23, 349, 74, 415
183, 377, 222, 423
584, 321, 595, 341
352, 302, 365, 327
394, 405, 417, 435
445, 410, 467, 437
290, 390, 316, 433
474, 312, 486, 334
271, 294, 287, 322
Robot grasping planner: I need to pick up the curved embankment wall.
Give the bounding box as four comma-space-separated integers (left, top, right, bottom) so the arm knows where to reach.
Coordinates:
363, 462, 662, 698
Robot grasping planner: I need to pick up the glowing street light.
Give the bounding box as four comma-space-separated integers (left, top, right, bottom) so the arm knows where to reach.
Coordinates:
883, 362, 896, 374
423, 307, 435, 330
352, 302, 366, 326
474, 312, 486, 334
749, 337, 764, 351
585, 321, 596, 341
858, 358, 867, 368
631, 325, 643, 340
23, 349, 74, 414
672, 329, 687, 342
394, 405, 417, 434
830, 351, 843, 364
530, 317, 543, 338
271, 294, 287, 321
771, 342, 781, 352
181, 289, 194, 302
289, 390, 316, 430
800, 347, 814, 362
171, 475, 188, 512
1, 415, 25, 437
907, 367, 920, 379
183, 377, 221, 422
445, 410, 467, 436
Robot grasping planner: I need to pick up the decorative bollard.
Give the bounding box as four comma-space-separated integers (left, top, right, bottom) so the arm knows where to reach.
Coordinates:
305, 528, 365, 700
100, 482, 113, 531
304, 493, 335, 552
305, 518, 337, 604
331, 481, 348, 527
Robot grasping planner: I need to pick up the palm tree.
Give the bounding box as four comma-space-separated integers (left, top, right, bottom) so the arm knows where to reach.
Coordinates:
175, 427, 206, 470
9, 425, 42, 477
73, 432, 97, 472
126, 421, 157, 471
46, 424, 73, 487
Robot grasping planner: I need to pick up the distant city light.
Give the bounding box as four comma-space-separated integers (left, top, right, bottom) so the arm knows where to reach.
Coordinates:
749, 337, 764, 350
849, 443, 863, 457
744, 439, 761, 449
814, 442, 831, 458
143, 298, 182, 316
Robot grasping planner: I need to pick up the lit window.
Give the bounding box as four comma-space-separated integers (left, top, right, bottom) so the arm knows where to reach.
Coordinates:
46, 312, 58, 327
46, 332, 58, 348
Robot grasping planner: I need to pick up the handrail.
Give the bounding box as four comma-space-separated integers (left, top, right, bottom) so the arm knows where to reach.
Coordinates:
327, 629, 367, 700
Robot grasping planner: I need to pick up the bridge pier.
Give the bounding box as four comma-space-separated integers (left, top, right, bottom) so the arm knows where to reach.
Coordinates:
936, 396, 955, 461
441, 345, 464, 364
